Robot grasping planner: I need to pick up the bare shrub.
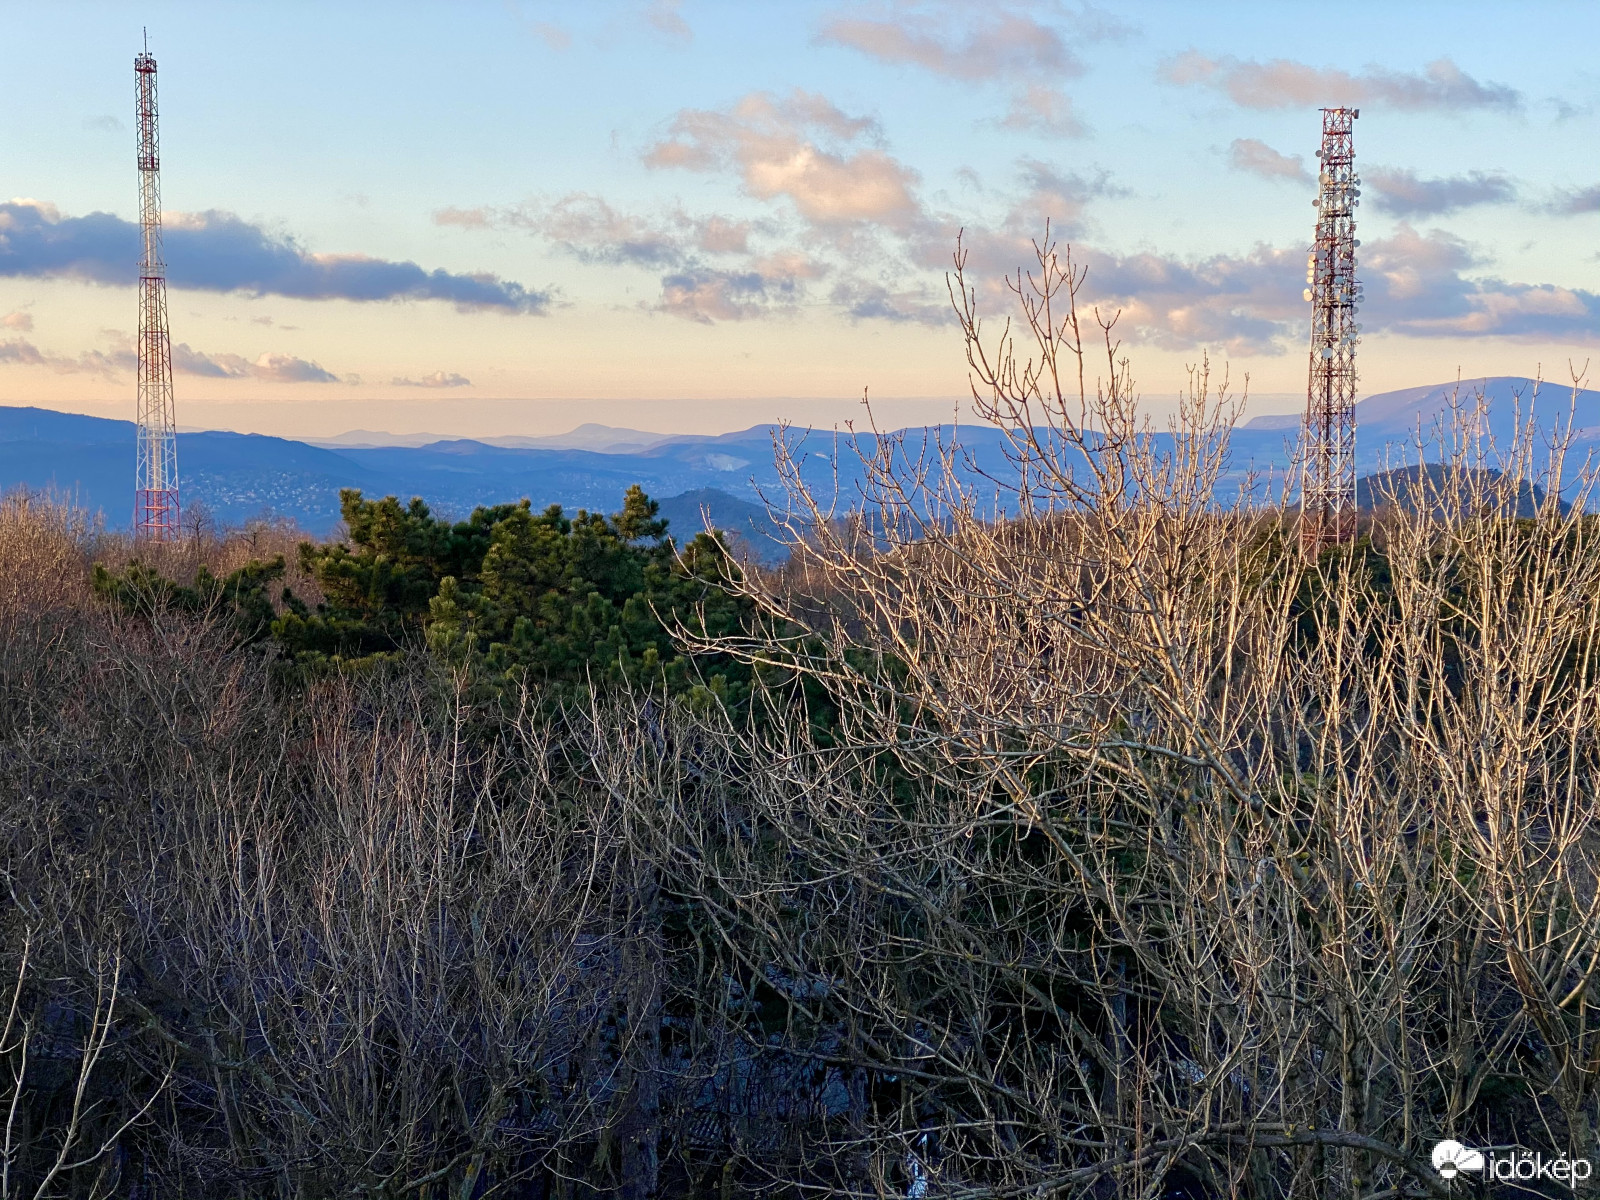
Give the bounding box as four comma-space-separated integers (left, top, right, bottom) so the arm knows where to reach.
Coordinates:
663, 235, 1600, 1198
91, 512, 325, 613
0, 490, 96, 620
0, 593, 708, 1196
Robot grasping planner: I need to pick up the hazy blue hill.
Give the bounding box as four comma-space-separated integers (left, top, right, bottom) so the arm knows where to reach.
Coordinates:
0, 406, 137, 519
334, 438, 780, 518
1245, 376, 1600, 474
1354, 377, 1600, 442
1356, 464, 1568, 519
655, 487, 788, 565
495, 423, 669, 452
4, 379, 1596, 534
309, 423, 670, 452
0, 405, 801, 532
0, 407, 384, 528
0, 406, 132, 445
306, 429, 457, 449
181, 432, 384, 528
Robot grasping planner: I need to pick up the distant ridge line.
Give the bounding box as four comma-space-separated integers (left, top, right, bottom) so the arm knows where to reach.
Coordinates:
3, 377, 1597, 533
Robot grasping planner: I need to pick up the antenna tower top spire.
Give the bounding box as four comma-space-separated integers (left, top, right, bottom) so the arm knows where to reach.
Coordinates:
133, 39, 179, 540
1299, 106, 1361, 556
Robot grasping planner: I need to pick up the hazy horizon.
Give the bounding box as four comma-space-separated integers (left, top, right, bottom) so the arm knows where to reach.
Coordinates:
3, 388, 1315, 442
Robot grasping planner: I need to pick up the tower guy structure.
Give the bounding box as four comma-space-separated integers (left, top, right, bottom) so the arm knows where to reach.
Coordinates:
134, 40, 179, 539
1300, 106, 1361, 555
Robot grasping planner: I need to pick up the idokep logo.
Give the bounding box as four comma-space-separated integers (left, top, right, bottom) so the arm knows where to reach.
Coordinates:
1431, 1140, 1594, 1188
1432, 1140, 1485, 1180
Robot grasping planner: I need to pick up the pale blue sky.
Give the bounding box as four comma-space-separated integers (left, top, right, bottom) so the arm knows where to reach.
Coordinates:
2, 0, 1597, 437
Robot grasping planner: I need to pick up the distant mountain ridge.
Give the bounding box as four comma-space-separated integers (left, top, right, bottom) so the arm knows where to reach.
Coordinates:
1356, 465, 1568, 519
309, 423, 673, 453
2, 377, 1594, 536
0, 405, 798, 535
1245, 376, 1600, 443
654, 488, 789, 565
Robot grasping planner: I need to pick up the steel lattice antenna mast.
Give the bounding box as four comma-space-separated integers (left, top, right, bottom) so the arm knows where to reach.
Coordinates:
1300, 106, 1361, 556
134, 32, 179, 540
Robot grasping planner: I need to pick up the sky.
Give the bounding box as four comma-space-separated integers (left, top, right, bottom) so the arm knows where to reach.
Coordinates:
2, 0, 1599, 439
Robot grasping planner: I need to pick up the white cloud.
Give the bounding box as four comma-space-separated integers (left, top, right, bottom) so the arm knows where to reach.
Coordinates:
645, 90, 923, 230
818, 6, 1085, 81
393, 371, 472, 388
1364, 167, 1516, 216
999, 85, 1085, 139
1228, 138, 1311, 184
1163, 53, 1520, 112
647, 0, 691, 41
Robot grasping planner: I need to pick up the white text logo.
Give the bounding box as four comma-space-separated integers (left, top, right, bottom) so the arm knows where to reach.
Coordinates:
1431, 1141, 1594, 1188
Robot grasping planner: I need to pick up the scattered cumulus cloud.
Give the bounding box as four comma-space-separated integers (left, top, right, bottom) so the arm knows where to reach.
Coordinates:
529, 194, 692, 266
0, 329, 342, 382
1358, 224, 1600, 339
999, 85, 1085, 139
645, 90, 921, 230
658, 252, 826, 323
172, 343, 341, 383
697, 216, 752, 254
1228, 138, 1311, 184
817, 6, 1085, 82
818, 3, 1117, 139
245, 352, 342, 383
0, 340, 44, 367
829, 278, 952, 325
1363, 167, 1516, 216
1547, 183, 1600, 215
0, 338, 124, 378
1010, 160, 1118, 233
658, 270, 772, 323
528, 23, 571, 50
1059, 223, 1600, 355
505, 4, 572, 51
1163, 53, 1520, 113
647, 0, 691, 41
427, 65, 1584, 354
393, 371, 472, 388
604, 87, 976, 323
1, 311, 32, 332
169, 343, 242, 377
439, 194, 757, 268
929, 160, 1121, 286
439, 191, 822, 324
432, 206, 494, 230
0, 200, 550, 313
438, 145, 1121, 331
1076, 243, 1306, 357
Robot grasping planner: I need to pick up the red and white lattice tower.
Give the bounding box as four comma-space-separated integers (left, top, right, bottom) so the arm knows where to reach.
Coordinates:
1300, 106, 1361, 555
134, 40, 180, 540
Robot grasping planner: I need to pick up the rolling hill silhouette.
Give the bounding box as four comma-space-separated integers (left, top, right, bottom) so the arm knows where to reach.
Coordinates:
2, 377, 1592, 538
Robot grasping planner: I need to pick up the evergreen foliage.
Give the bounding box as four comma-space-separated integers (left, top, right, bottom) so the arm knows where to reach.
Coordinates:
95, 484, 758, 709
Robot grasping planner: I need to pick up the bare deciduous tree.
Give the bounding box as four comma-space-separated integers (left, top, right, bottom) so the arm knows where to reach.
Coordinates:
661, 233, 1600, 1199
